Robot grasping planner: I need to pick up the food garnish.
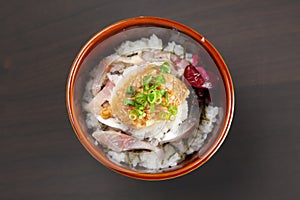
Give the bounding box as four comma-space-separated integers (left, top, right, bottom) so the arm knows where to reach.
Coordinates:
123, 62, 177, 121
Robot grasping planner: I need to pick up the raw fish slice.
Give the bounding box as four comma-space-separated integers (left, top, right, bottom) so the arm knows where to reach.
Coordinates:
92, 130, 157, 152
96, 115, 129, 132
141, 51, 155, 60
92, 54, 120, 96
175, 59, 190, 70
118, 54, 145, 64
140, 50, 186, 77
84, 80, 115, 114
141, 51, 171, 62
141, 51, 179, 73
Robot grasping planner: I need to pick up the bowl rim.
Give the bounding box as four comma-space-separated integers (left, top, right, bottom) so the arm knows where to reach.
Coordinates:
66, 16, 235, 180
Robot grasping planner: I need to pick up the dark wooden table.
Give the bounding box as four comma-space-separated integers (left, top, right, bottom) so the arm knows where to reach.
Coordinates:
1, 0, 299, 199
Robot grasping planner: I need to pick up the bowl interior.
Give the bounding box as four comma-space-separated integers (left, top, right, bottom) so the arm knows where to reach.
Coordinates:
68, 19, 233, 180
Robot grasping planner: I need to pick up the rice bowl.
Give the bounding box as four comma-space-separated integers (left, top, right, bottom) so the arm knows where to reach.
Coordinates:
66, 17, 234, 180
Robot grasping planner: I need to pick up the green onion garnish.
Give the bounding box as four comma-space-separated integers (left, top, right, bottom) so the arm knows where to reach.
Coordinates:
143, 75, 153, 86
150, 103, 155, 112
143, 84, 150, 91
126, 86, 135, 96
160, 62, 171, 73
155, 74, 165, 84
129, 110, 137, 120
136, 105, 145, 110
136, 109, 145, 116
159, 111, 170, 120
135, 93, 147, 105
155, 97, 162, 104
161, 93, 169, 106
123, 98, 135, 106
155, 91, 162, 104
147, 92, 157, 104
168, 105, 178, 115
164, 92, 168, 98
149, 83, 159, 90
123, 67, 178, 121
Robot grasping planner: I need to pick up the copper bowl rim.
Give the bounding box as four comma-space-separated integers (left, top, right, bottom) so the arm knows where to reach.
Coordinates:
66, 16, 235, 180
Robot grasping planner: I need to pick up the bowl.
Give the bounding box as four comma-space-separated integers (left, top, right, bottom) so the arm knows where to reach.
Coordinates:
66, 16, 234, 180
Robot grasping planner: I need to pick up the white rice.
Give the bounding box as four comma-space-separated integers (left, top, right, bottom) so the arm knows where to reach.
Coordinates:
116, 34, 163, 55
107, 143, 182, 170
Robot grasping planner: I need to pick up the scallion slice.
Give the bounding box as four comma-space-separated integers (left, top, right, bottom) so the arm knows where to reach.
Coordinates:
159, 111, 170, 120
160, 62, 171, 73
135, 93, 147, 105
123, 98, 135, 106
168, 105, 178, 115
150, 103, 155, 112
147, 92, 157, 104
143, 75, 153, 86
129, 110, 137, 120
155, 74, 165, 84
155, 91, 162, 104
126, 86, 135, 96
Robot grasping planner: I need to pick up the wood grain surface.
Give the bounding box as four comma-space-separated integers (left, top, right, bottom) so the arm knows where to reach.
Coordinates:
1, 0, 299, 199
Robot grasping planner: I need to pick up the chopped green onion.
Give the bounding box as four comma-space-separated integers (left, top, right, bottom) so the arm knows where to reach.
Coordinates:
164, 92, 168, 98
148, 89, 156, 94
124, 68, 175, 118
168, 105, 178, 115
149, 83, 159, 90
129, 110, 137, 120
123, 98, 135, 106
155, 97, 162, 104
160, 62, 171, 73
143, 75, 153, 86
136, 105, 145, 110
135, 110, 146, 120
136, 99, 147, 106
135, 93, 147, 98
159, 111, 170, 120
135, 93, 147, 105
143, 84, 150, 91
155, 91, 162, 104
155, 74, 166, 84
150, 103, 155, 112
147, 92, 157, 104
161, 93, 169, 106
136, 109, 143, 116
155, 90, 162, 96
126, 86, 135, 96
129, 113, 137, 120
129, 110, 137, 115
